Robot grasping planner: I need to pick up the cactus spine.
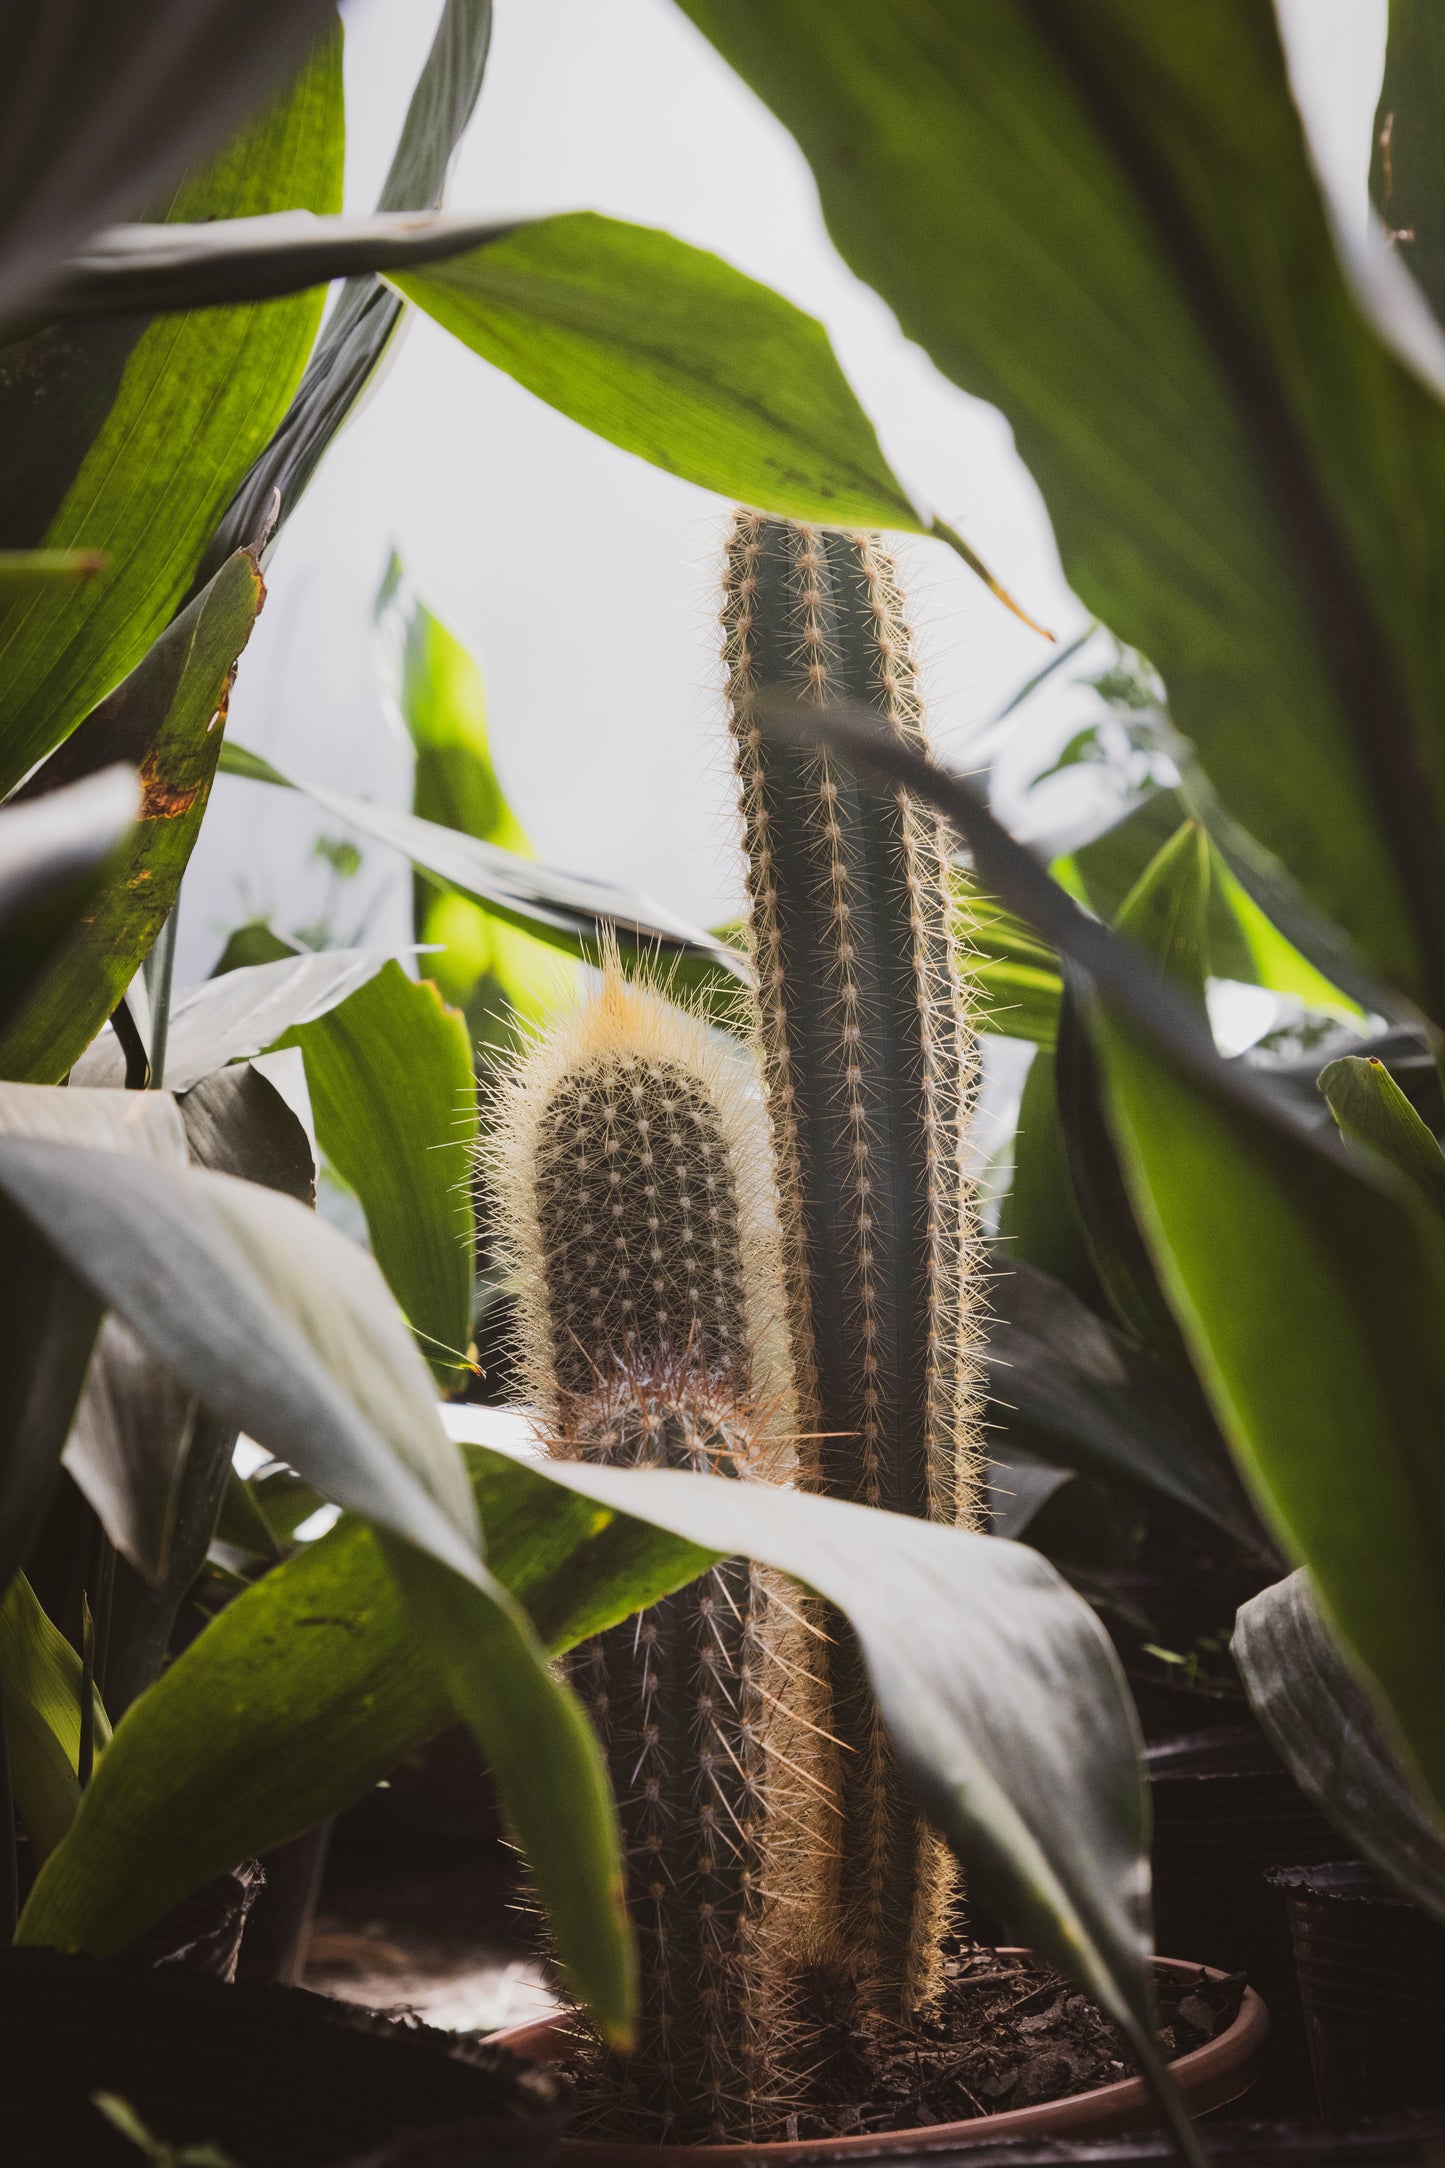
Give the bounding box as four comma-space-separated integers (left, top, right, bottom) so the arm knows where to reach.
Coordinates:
490, 972, 823, 2141
722, 513, 983, 2020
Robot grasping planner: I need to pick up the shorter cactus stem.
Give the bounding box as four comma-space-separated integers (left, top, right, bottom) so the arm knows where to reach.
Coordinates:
488, 971, 822, 2141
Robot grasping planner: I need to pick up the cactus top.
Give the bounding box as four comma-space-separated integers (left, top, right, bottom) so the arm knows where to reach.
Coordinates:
489, 967, 798, 1465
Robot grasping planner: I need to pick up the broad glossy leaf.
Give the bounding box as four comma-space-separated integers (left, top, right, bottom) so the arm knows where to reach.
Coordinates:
0, 0, 338, 321
72, 950, 392, 1092
219, 740, 749, 1001
984, 1257, 1266, 1552
1371, 0, 1445, 330
1094, 1007, 1445, 1816
1234, 1569, 1445, 1922
276, 959, 479, 1389
0, 1140, 630, 2031
395, 213, 1004, 565
0, 31, 343, 795
0, 767, 137, 1037
0, 1086, 186, 1598
1, 1572, 110, 1861
197, 0, 494, 587
20, 1444, 1168, 2115
44, 211, 511, 318
378, 554, 562, 1032
176, 1059, 316, 1208
682, 0, 1445, 1017
62, 1315, 196, 1586
0, 551, 266, 1084
1318, 1053, 1445, 1214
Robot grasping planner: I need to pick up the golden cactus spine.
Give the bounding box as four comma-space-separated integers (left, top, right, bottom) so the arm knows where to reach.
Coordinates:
488, 971, 825, 2141
722, 513, 983, 2018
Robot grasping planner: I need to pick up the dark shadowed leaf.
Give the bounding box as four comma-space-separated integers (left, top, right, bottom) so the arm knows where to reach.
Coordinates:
0, 30, 343, 795
62, 1316, 195, 1587
0, 551, 266, 1084
0, 768, 137, 1038
176, 1059, 316, 1207
1371, 0, 1445, 331
1235, 1570, 1445, 1923
41, 211, 512, 319
984, 1257, 1267, 1552
72, 950, 393, 1093
680, 0, 1445, 1018
0, 0, 339, 320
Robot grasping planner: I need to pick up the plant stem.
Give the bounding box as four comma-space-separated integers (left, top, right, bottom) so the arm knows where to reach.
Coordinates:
145, 905, 179, 1090
78, 1590, 96, 1791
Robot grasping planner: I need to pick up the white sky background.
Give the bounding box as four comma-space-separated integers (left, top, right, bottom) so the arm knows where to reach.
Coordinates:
178, 0, 1388, 983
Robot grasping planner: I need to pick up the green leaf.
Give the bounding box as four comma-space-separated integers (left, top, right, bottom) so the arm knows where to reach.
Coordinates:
1234, 1568, 1445, 1922
680, 0, 1445, 1017
1371, 0, 1445, 330
1318, 1053, 1445, 1214
277, 959, 480, 1390
983, 1257, 1267, 1552
376, 554, 563, 1032
0, 551, 267, 1084
0, 1140, 630, 2037
1093, 1005, 1445, 1819
959, 889, 1062, 1045
0, 1086, 188, 1600
997, 1050, 1091, 1289
198, 0, 495, 586
395, 212, 924, 535
0, 768, 138, 1038
21, 1443, 1166, 2111
73, 950, 392, 1093
0, 0, 339, 322
1113, 822, 1210, 1011
218, 740, 748, 1005
43, 211, 513, 319
2, 1571, 111, 1862
0, 28, 344, 794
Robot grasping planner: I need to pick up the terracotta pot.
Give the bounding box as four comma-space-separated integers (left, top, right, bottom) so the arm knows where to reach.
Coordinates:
492, 1954, 1270, 2163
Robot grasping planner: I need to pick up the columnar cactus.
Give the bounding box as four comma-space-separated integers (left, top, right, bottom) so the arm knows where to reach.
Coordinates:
490, 970, 823, 2140
721, 513, 983, 2019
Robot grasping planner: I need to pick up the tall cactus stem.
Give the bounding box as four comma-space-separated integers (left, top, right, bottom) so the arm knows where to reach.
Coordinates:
487, 968, 827, 2140
722, 513, 984, 2019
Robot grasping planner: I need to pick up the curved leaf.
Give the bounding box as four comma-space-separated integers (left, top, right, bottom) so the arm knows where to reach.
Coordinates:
218, 740, 748, 1000
984, 1257, 1266, 1551
1318, 1052, 1445, 1214
0, 550, 266, 1084
43, 211, 513, 319
0, 0, 338, 322
396, 212, 938, 539
680, 0, 1445, 1016
0, 29, 343, 794
0, 767, 137, 1038
1234, 1570, 1445, 1922
0, 1140, 630, 2036
72, 950, 393, 1093
1, 1572, 110, 1862
196, 0, 494, 588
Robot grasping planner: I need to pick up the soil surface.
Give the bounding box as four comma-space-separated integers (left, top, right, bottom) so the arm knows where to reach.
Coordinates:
782, 1947, 1246, 2141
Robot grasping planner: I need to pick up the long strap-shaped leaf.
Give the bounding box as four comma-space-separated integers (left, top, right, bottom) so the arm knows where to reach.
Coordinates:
218, 739, 749, 995
0, 1139, 631, 2040
18, 1442, 1210, 2159
786, 696, 1445, 1853
680, 0, 1445, 1021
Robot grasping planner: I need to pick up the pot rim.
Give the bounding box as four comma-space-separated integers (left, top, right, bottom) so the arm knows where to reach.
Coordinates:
489, 1953, 1270, 2163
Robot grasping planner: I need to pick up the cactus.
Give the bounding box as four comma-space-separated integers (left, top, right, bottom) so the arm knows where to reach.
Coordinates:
489, 971, 826, 2141
721, 513, 983, 2020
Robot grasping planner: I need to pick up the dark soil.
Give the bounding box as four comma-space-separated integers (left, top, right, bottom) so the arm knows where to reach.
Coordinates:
781, 1947, 1245, 2141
